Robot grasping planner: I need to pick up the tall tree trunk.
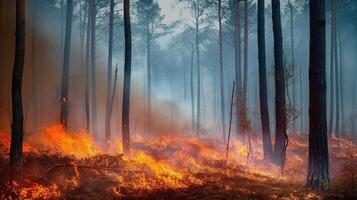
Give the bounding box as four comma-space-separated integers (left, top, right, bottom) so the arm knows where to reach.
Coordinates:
300, 60, 304, 132
10, 0, 25, 168
105, 0, 115, 143
333, 0, 340, 137
190, 49, 195, 133
195, 3, 201, 138
31, 0, 37, 130
146, 20, 152, 135
288, 0, 296, 132
60, 0, 74, 129
257, 0, 273, 160
328, 0, 335, 137
243, 0, 248, 97
218, 0, 226, 142
122, 0, 132, 156
84, 0, 91, 132
235, 0, 242, 133
272, 0, 287, 166
307, 0, 330, 190
90, 0, 97, 138
337, 24, 344, 135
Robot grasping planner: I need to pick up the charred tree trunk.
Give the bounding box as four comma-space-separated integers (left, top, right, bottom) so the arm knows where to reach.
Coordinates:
90, 0, 97, 138
218, 0, 226, 142
272, 0, 287, 166
105, 0, 115, 143
60, 0, 74, 129
10, 0, 25, 168
257, 0, 273, 160
84, 0, 91, 132
307, 0, 330, 190
122, 0, 132, 156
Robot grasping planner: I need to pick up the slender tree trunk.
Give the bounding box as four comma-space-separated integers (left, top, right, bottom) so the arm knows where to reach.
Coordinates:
105, 0, 115, 143
328, 0, 335, 137
146, 20, 152, 135
10, 0, 25, 168
338, 22, 344, 135
84, 0, 91, 132
190, 49, 195, 133
300, 60, 304, 132
333, 0, 340, 137
243, 0, 248, 97
183, 54, 187, 101
60, 0, 74, 129
109, 65, 118, 138
31, 0, 37, 130
235, 0, 242, 133
307, 0, 330, 190
122, 0, 132, 156
90, 0, 97, 138
272, 0, 287, 166
218, 0, 226, 142
195, 13, 201, 138
288, 0, 296, 132
257, 0, 273, 160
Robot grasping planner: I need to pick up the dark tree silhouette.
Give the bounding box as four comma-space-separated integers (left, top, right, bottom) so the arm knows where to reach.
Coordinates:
272, 0, 287, 166
257, 0, 273, 160
307, 0, 330, 190
90, 0, 98, 138
122, 0, 132, 156
218, 0, 226, 142
84, 0, 91, 132
60, 0, 74, 129
10, 0, 25, 168
105, 0, 115, 143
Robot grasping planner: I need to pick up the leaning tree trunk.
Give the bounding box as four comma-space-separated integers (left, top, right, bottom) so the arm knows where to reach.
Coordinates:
272, 0, 287, 166
122, 0, 132, 156
10, 0, 25, 168
90, 0, 97, 138
307, 0, 330, 190
105, 0, 115, 143
257, 0, 273, 161
218, 0, 226, 142
60, 0, 74, 129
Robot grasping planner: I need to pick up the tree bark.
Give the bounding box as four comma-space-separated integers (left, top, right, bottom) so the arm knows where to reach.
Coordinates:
122, 0, 132, 156
105, 0, 115, 143
218, 0, 226, 142
288, 0, 296, 132
257, 0, 273, 161
307, 0, 330, 190
60, 0, 74, 129
272, 0, 287, 166
195, 6, 201, 138
328, 0, 335, 137
10, 0, 25, 168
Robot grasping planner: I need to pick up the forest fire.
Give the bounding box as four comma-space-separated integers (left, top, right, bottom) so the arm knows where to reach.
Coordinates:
1, 125, 356, 199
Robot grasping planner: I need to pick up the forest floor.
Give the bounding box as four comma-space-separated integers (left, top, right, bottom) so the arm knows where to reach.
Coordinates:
0, 127, 357, 200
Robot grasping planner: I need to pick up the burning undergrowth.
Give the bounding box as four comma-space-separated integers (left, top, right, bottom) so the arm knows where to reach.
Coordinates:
0, 126, 356, 199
